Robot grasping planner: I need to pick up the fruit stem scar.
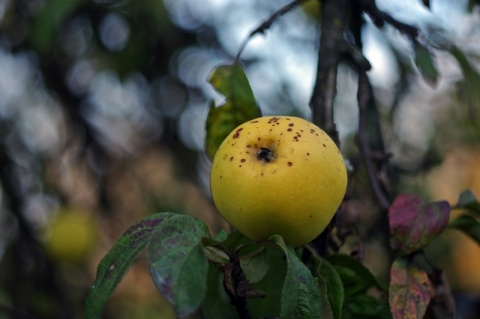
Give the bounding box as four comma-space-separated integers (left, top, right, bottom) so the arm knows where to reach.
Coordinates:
257, 147, 274, 162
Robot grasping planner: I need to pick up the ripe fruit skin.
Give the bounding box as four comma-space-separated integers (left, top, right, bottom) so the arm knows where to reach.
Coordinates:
210, 116, 347, 246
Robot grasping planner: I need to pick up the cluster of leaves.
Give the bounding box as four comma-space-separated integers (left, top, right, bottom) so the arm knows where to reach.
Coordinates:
84, 211, 384, 319
83, 189, 480, 319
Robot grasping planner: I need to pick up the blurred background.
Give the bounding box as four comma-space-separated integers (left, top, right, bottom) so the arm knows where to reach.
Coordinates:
0, 0, 479, 318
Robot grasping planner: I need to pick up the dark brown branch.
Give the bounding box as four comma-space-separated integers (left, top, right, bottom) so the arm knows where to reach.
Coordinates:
235, 0, 308, 62
357, 69, 392, 210
309, 0, 349, 145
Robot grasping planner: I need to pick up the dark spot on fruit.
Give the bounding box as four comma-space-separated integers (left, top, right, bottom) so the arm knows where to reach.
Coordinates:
310, 215, 313, 218
261, 172, 264, 176
257, 147, 275, 162
233, 128, 243, 139
250, 120, 259, 123
289, 123, 294, 127
323, 144, 326, 147
239, 165, 242, 167
288, 162, 293, 167
258, 137, 261, 141
287, 128, 292, 132
247, 144, 251, 148
241, 159, 246, 163
220, 176, 222, 179
230, 157, 234, 161
307, 153, 310, 156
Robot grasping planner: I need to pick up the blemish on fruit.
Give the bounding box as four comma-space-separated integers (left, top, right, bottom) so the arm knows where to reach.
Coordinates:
257, 147, 274, 162
258, 137, 261, 141
287, 128, 292, 132
241, 159, 246, 163
288, 123, 294, 127
250, 120, 259, 123
323, 144, 326, 147
230, 157, 234, 161
247, 144, 251, 148
307, 152, 310, 156
233, 128, 243, 139
239, 165, 242, 167
288, 162, 293, 167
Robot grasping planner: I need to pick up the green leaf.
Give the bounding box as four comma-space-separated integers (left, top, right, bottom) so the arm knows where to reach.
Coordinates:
389, 257, 434, 319
456, 189, 480, 215
205, 64, 261, 159
84, 212, 176, 319
449, 214, 480, 244
344, 295, 392, 319
268, 235, 322, 319
248, 247, 287, 318
317, 257, 344, 319
201, 266, 239, 319
414, 44, 439, 87
147, 214, 210, 318
325, 254, 385, 296
240, 247, 269, 283
389, 194, 450, 256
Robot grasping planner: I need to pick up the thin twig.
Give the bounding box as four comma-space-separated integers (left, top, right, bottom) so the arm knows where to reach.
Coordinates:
234, 0, 308, 62
360, 0, 419, 39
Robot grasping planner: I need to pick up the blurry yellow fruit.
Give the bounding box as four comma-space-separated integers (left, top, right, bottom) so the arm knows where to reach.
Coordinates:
427, 147, 480, 294
210, 116, 347, 246
43, 208, 98, 263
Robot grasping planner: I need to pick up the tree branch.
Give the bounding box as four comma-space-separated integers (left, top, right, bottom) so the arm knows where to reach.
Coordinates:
309, 0, 349, 145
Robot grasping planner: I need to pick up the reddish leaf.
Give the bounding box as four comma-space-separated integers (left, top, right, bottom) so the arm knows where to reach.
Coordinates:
389, 258, 434, 319
389, 194, 450, 255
